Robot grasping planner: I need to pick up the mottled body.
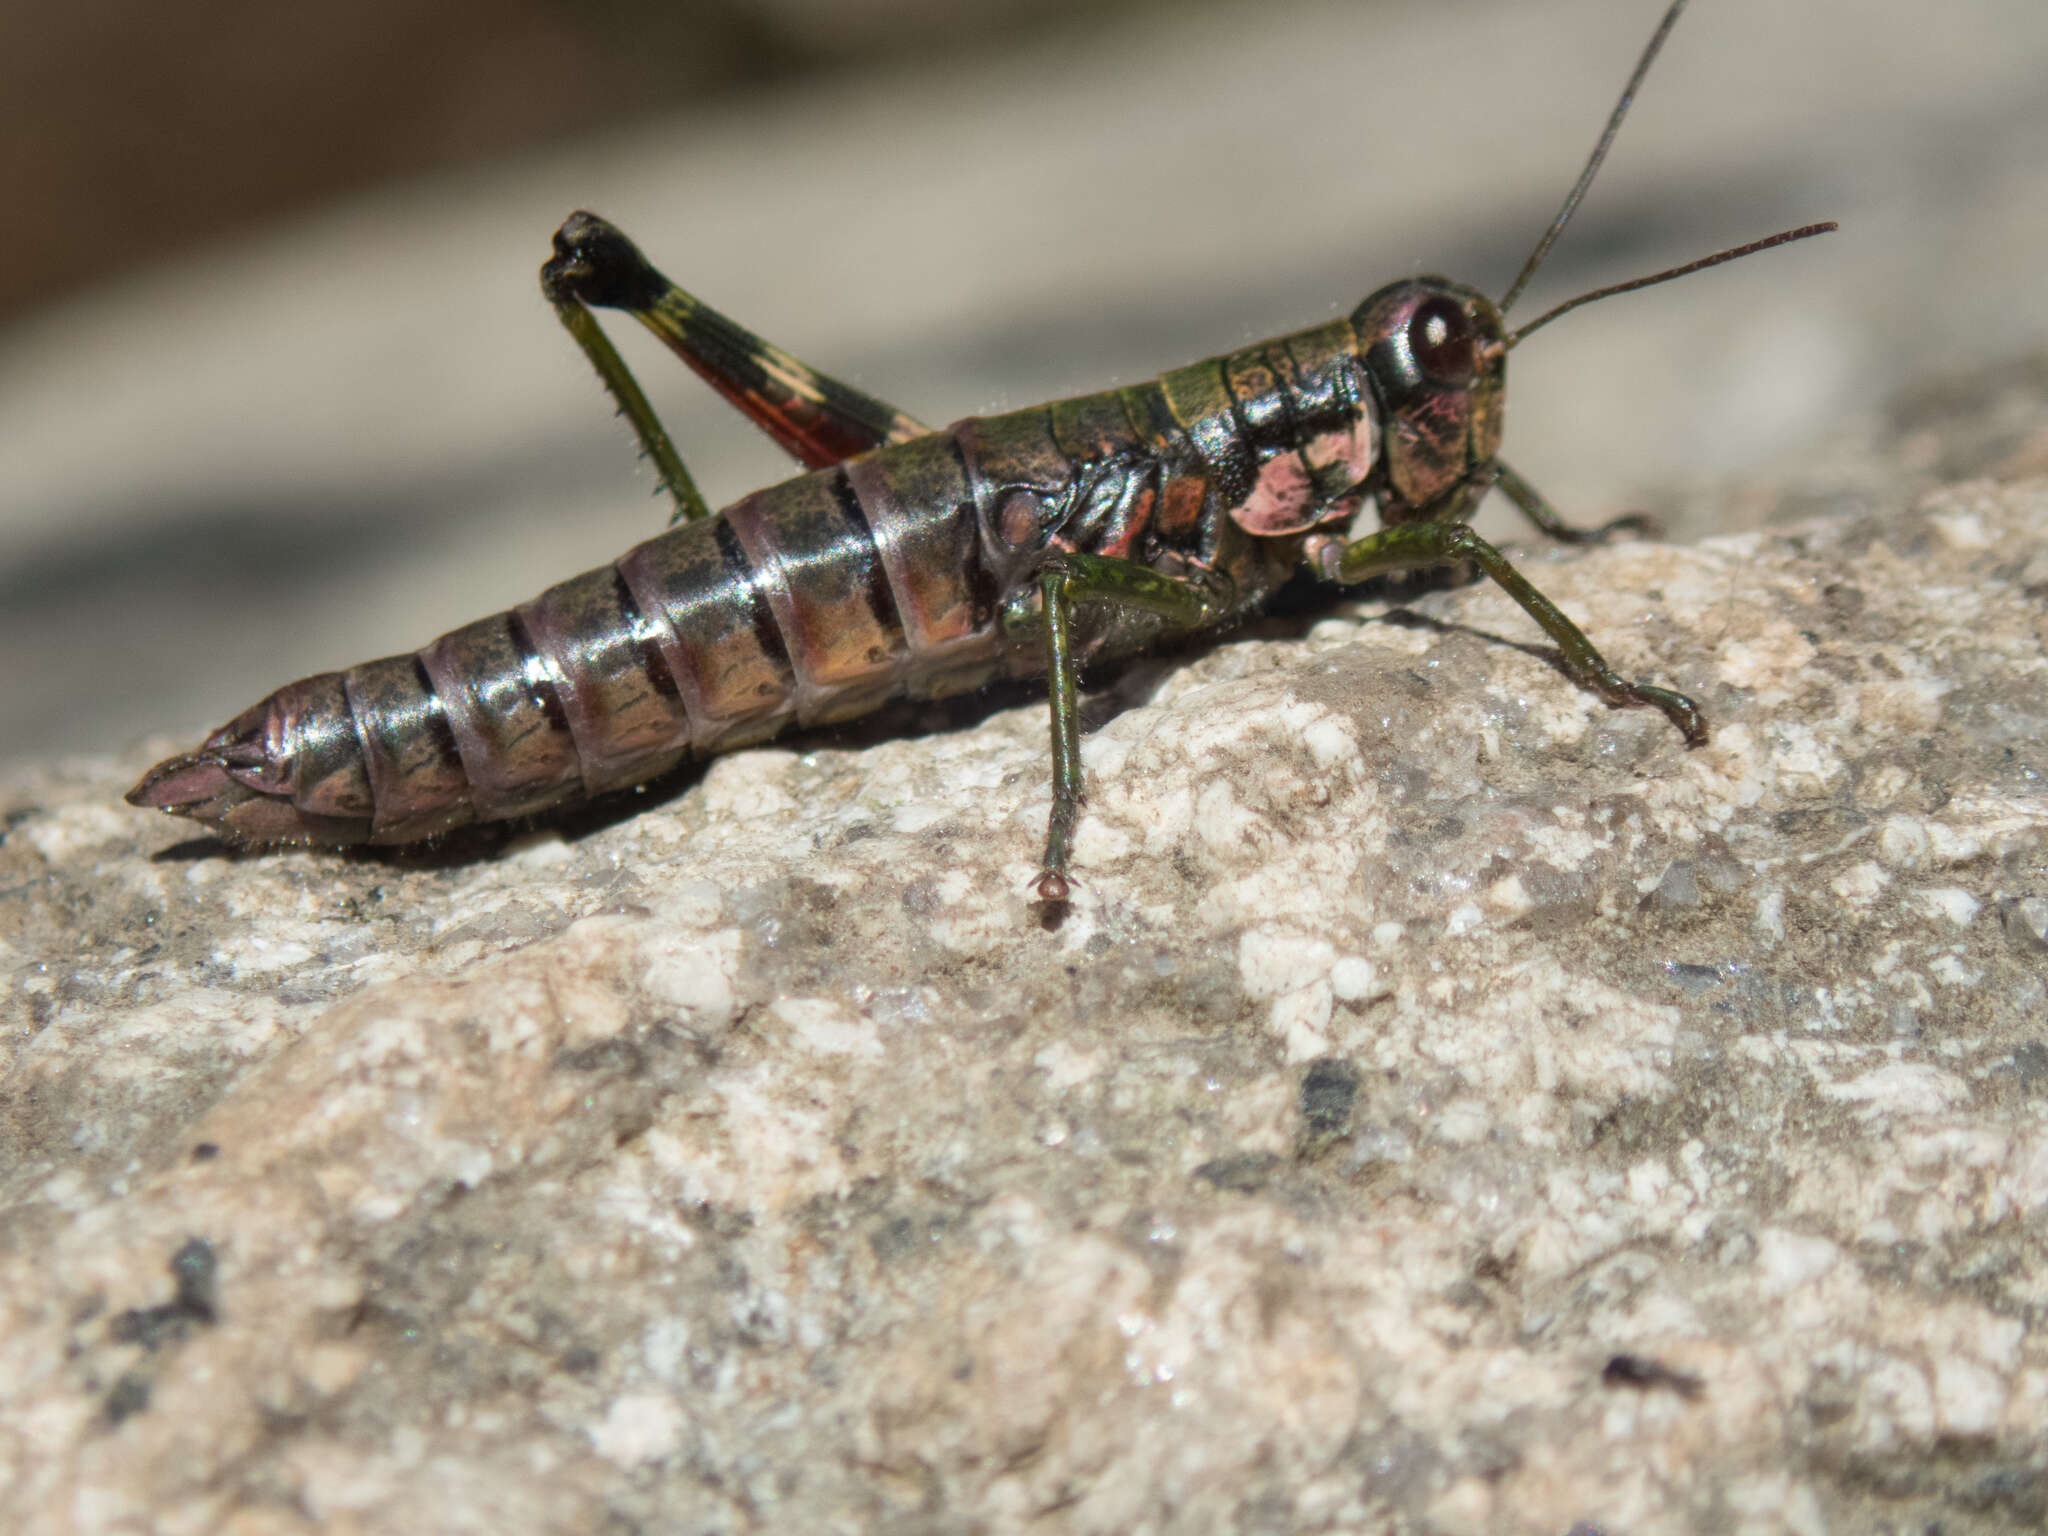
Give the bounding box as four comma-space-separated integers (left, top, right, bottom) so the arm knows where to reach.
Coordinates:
131, 0, 1832, 895
132, 306, 1397, 846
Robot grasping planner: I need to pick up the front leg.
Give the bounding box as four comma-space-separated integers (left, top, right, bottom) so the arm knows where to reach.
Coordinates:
1000, 553, 1232, 902
1323, 521, 1705, 745
1493, 459, 1654, 545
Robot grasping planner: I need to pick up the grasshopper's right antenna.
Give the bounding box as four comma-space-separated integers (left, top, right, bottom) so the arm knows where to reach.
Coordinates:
1498, 0, 1690, 316
1504, 221, 1836, 348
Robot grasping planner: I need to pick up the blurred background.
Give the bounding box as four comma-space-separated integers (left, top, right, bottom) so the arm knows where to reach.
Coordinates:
2, 0, 2045, 766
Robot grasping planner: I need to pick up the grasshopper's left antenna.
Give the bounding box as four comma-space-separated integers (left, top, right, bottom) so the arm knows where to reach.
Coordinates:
1497, 0, 1691, 317
1491, 0, 1836, 348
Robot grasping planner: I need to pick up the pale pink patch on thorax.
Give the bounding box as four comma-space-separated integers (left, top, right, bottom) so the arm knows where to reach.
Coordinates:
1301, 415, 1377, 486
1229, 410, 1378, 538
1230, 451, 1317, 535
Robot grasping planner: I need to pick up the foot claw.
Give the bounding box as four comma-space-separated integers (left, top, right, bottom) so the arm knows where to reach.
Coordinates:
1596, 510, 1658, 542
1033, 871, 1072, 903
1617, 683, 1707, 747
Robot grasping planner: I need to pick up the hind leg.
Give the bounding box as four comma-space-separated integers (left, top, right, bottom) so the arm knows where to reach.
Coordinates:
542, 211, 930, 522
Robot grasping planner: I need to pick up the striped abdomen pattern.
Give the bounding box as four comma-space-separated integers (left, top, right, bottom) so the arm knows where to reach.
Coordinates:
144, 316, 1380, 845
297, 443, 996, 842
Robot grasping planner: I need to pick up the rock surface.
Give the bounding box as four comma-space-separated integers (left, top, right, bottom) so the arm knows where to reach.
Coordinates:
4, 462, 2048, 1532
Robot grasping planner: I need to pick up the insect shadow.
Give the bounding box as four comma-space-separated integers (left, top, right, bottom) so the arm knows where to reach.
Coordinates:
140, 560, 1581, 876
144, 620, 1248, 874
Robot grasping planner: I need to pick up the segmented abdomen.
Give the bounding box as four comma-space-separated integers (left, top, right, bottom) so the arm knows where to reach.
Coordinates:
289, 435, 1011, 843
136, 315, 1376, 847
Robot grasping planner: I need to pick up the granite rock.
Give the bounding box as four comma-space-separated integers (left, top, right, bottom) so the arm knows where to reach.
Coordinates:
3, 467, 2047, 1532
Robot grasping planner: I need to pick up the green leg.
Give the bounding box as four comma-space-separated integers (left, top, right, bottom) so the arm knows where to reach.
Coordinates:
542, 212, 930, 525
1331, 521, 1705, 745
1000, 554, 1232, 901
1494, 459, 1654, 544
548, 292, 712, 523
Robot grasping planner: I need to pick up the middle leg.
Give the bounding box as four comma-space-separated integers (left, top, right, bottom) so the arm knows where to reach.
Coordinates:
1000, 553, 1233, 901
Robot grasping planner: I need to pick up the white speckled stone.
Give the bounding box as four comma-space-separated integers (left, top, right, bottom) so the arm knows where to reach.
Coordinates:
3, 463, 2047, 1531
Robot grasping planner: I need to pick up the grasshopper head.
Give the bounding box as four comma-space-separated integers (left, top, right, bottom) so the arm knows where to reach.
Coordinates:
1351, 278, 1506, 521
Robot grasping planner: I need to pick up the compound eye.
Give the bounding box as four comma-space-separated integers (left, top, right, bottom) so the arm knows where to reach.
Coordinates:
1408, 296, 1475, 385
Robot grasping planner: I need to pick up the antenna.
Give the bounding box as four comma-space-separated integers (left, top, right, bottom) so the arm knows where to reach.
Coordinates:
1505, 222, 1838, 348
1498, 0, 1692, 316
1490, 0, 1836, 346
